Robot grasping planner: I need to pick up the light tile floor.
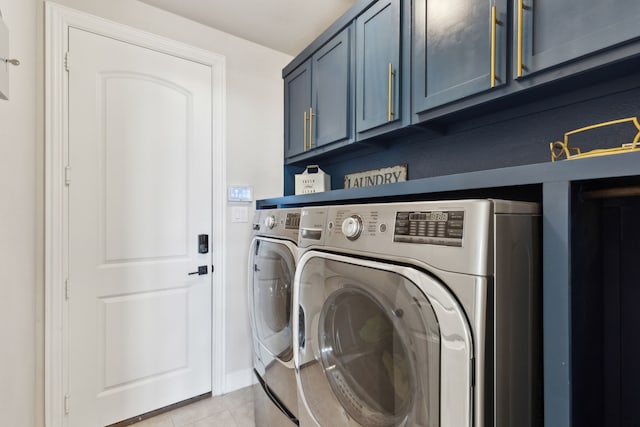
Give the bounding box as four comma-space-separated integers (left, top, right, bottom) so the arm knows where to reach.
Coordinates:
132, 385, 255, 427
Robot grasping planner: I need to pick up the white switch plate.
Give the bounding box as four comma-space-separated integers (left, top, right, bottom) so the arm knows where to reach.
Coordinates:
231, 206, 249, 223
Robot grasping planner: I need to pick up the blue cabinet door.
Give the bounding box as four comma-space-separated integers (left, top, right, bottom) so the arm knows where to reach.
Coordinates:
284, 61, 311, 158
356, 0, 401, 135
412, 0, 507, 114
311, 27, 353, 149
514, 0, 640, 79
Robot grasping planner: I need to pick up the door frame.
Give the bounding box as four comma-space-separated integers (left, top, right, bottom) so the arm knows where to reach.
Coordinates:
44, 3, 227, 426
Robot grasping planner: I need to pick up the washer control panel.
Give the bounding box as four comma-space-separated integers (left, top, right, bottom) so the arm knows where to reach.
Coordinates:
264, 215, 276, 229
327, 207, 464, 247
332, 209, 381, 240
341, 215, 363, 240
317, 200, 538, 276
394, 210, 464, 246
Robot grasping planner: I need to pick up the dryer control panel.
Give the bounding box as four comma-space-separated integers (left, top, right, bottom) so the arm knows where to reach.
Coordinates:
394, 210, 464, 247
252, 208, 301, 243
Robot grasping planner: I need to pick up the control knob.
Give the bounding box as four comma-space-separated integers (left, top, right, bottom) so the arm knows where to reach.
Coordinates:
264, 215, 276, 229
342, 215, 363, 240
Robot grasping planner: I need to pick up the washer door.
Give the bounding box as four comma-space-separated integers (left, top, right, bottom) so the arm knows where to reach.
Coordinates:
250, 237, 297, 363
294, 251, 473, 427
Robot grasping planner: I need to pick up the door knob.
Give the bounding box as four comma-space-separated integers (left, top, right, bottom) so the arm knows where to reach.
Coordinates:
188, 265, 208, 276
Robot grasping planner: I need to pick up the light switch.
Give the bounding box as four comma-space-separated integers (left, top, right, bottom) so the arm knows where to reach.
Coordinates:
231, 206, 249, 223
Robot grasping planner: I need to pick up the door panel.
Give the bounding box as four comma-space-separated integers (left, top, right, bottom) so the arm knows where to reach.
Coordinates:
356, 0, 400, 134
68, 27, 212, 426
515, 0, 640, 77
413, 0, 506, 113
312, 27, 351, 148
284, 62, 311, 158
102, 74, 189, 261
251, 239, 296, 362
100, 289, 188, 389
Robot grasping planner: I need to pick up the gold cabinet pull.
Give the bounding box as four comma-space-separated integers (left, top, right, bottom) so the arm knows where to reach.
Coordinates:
303, 111, 308, 151
388, 63, 395, 122
490, 6, 497, 88
309, 107, 314, 148
517, 0, 525, 78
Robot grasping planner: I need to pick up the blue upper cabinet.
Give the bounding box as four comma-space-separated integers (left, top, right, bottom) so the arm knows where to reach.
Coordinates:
284, 0, 640, 162
284, 27, 353, 161
514, 0, 640, 79
412, 0, 507, 114
284, 60, 312, 159
312, 27, 353, 149
355, 0, 401, 137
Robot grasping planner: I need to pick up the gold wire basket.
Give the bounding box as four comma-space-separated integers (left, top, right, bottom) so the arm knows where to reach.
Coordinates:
549, 117, 640, 162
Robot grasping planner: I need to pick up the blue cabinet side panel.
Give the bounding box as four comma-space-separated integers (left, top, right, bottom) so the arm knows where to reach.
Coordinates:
542, 181, 572, 427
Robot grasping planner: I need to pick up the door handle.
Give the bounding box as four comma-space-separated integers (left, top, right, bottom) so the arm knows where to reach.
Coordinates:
490, 6, 497, 88
188, 265, 208, 276
303, 110, 308, 151
387, 63, 395, 122
298, 305, 306, 349
309, 107, 314, 148
517, 0, 530, 78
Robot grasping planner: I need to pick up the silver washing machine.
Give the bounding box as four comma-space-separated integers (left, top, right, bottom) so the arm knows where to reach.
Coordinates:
249, 208, 301, 426
293, 200, 542, 427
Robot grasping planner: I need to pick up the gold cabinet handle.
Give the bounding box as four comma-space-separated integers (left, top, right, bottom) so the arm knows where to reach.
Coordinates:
490, 6, 497, 88
388, 63, 395, 122
517, 0, 525, 78
303, 110, 308, 151
309, 107, 314, 148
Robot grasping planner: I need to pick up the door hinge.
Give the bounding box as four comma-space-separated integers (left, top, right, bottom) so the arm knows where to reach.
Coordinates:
64, 278, 70, 300
65, 166, 71, 186
64, 51, 70, 72
64, 394, 71, 414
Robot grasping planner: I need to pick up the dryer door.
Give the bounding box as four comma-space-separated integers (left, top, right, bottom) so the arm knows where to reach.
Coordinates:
250, 237, 297, 364
294, 251, 473, 427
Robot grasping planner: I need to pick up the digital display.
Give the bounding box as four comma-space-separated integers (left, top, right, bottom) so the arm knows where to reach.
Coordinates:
227, 186, 253, 202
394, 210, 464, 246
285, 213, 301, 229
409, 211, 448, 222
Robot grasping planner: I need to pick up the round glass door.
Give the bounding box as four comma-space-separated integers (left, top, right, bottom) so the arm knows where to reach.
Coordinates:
320, 287, 417, 426
296, 255, 450, 427
252, 238, 296, 361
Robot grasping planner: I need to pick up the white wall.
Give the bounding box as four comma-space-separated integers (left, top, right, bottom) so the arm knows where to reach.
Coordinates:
0, 1, 37, 426
0, 0, 290, 424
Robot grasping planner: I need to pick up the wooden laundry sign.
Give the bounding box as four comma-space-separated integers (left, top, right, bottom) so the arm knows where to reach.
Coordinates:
344, 164, 407, 189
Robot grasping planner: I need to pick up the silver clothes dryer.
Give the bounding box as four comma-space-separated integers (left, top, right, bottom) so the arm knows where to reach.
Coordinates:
293, 200, 542, 427
249, 208, 301, 426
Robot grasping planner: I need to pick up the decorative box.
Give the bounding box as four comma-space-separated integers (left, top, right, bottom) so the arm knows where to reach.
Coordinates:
295, 165, 331, 195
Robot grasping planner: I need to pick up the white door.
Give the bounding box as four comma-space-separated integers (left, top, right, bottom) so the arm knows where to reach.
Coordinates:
67, 27, 212, 426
